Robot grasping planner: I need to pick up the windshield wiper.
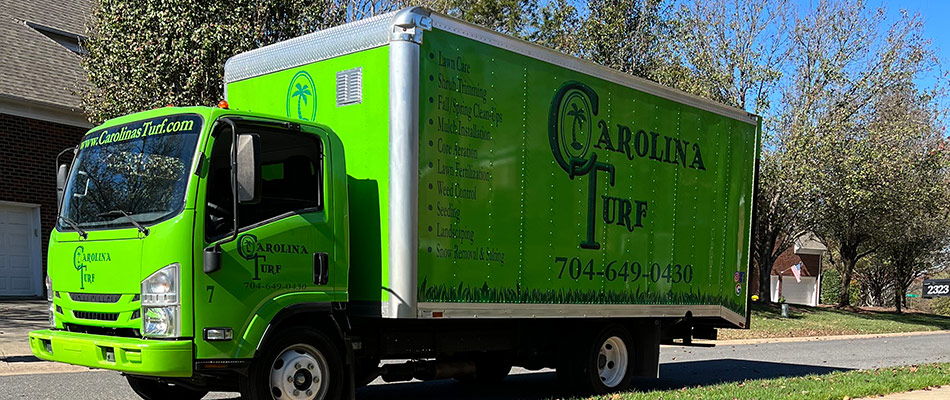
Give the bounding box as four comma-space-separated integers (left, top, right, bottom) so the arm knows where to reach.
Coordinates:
57, 215, 88, 239
98, 210, 150, 236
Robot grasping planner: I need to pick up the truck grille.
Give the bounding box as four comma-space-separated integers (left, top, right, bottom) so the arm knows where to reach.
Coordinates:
69, 293, 122, 303
73, 311, 120, 321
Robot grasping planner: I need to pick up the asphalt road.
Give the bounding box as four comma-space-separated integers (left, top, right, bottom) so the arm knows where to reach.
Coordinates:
2, 332, 948, 400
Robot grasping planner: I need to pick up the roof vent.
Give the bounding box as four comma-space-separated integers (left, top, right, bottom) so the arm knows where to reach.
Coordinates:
25, 21, 85, 55
336, 68, 363, 107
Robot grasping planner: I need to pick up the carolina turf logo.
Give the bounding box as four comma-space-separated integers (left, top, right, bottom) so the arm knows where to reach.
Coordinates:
552, 81, 718, 250
286, 71, 317, 121
73, 246, 110, 290
237, 233, 308, 280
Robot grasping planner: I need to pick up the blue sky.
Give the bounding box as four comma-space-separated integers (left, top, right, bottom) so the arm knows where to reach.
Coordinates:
564, 0, 950, 117
869, 0, 948, 91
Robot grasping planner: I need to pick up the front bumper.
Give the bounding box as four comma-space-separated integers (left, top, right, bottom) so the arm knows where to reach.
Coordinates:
29, 330, 193, 377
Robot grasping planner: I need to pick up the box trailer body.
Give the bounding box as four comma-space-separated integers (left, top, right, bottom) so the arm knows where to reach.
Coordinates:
30, 7, 758, 399
224, 9, 758, 324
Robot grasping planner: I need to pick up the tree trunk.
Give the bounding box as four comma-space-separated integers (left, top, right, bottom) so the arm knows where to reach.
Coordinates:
838, 257, 856, 307
894, 284, 903, 313
758, 250, 772, 304
871, 286, 883, 306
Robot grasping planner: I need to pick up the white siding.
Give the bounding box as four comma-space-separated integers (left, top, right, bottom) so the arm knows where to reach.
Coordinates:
771, 275, 819, 307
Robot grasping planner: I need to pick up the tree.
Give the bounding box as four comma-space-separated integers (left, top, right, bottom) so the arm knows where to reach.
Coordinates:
527, 0, 582, 55
854, 255, 891, 306
81, 0, 395, 123
751, 150, 805, 303
672, 0, 789, 112
579, 0, 674, 82
408, 0, 536, 37
875, 85, 949, 313
780, 1, 938, 307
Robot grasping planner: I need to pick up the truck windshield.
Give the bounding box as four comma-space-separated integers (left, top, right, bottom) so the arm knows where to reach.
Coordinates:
59, 114, 203, 231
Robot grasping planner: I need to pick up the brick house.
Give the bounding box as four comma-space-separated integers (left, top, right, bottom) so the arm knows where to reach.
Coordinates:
0, 0, 91, 296
751, 233, 827, 307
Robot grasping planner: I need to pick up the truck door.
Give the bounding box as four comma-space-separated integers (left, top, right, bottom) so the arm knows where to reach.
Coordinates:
194, 121, 335, 359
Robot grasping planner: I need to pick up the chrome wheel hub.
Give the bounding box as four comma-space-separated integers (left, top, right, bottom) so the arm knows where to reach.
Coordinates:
269, 344, 328, 400
597, 336, 629, 388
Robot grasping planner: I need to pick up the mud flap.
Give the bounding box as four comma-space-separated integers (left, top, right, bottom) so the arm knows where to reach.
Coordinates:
343, 336, 357, 400
633, 319, 661, 378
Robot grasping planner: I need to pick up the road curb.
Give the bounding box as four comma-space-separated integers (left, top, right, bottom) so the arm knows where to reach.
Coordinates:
697, 330, 950, 346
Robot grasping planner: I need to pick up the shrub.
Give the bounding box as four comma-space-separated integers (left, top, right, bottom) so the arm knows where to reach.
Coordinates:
821, 268, 860, 305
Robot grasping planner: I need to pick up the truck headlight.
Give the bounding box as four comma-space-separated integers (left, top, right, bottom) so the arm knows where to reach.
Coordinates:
141, 264, 180, 338
46, 275, 55, 328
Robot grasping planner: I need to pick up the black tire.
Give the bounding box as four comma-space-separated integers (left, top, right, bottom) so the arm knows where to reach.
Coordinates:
557, 324, 634, 395
240, 328, 343, 400
126, 376, 208, 400
454, 354, 512, 384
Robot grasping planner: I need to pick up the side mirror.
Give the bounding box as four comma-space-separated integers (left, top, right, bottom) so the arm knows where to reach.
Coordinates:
203, 246, 222, 273
56, 164, 69, 212
236, 133, 261, 204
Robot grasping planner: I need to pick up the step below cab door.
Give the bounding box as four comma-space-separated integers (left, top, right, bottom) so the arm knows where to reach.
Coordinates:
194, 119, 340, 359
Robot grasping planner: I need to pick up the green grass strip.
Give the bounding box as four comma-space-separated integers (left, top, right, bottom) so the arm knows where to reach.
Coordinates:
419, 279, 747, 316
579, 363, 950, 400
721, 303, 950, 340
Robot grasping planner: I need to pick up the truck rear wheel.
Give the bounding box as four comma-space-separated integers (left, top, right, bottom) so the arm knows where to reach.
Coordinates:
126, 376, 208, 400
242, 328, 343, 400
557, 324, 634, 394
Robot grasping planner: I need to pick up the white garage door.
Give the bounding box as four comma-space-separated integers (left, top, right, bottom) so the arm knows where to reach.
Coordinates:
0, 202, 41, 296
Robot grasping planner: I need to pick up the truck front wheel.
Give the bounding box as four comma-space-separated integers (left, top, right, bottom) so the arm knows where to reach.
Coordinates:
242, 328, 343, 400
126, 376, 208, 400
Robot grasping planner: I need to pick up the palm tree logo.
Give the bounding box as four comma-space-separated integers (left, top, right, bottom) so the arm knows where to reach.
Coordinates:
291, 83, 312, 120
566, 103, 586, 151
238, 234, 258, 261
286, 71, 317, 121
549, 82, 598, 175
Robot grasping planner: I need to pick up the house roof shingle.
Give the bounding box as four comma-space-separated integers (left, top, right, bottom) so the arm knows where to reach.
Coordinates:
0, 0, 91, 113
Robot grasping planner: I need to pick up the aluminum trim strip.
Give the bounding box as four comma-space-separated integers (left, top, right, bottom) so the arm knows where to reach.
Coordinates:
386, 39, 421, 319
720, 306, 747, 328
428, 14, 758, 125
224, 12, 397, 84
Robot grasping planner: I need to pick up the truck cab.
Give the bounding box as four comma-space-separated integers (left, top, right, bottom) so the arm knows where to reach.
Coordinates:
31, 106, 352, 399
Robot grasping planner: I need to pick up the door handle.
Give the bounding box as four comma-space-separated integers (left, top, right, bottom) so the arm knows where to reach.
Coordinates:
313, 252, 329, 285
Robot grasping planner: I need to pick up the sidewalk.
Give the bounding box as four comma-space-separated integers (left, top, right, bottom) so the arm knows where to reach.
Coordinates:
0, 299, 90, 375
858, 386, 950, 399
0, 299, 46, 357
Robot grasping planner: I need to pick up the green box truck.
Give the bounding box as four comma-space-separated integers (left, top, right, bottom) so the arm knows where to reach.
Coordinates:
29, 7, 759, 399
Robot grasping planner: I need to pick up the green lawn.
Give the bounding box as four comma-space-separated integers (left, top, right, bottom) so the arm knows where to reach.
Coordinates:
582, 363, 950, 400
720, 303, 950, 340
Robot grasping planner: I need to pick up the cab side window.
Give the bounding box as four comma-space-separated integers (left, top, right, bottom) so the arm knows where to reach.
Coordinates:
205, 124, 323, 240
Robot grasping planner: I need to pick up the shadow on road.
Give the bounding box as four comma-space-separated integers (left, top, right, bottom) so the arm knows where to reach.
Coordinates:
0, 300, 47, 333
0, 355, 41, 363
355, 359, 851, 400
